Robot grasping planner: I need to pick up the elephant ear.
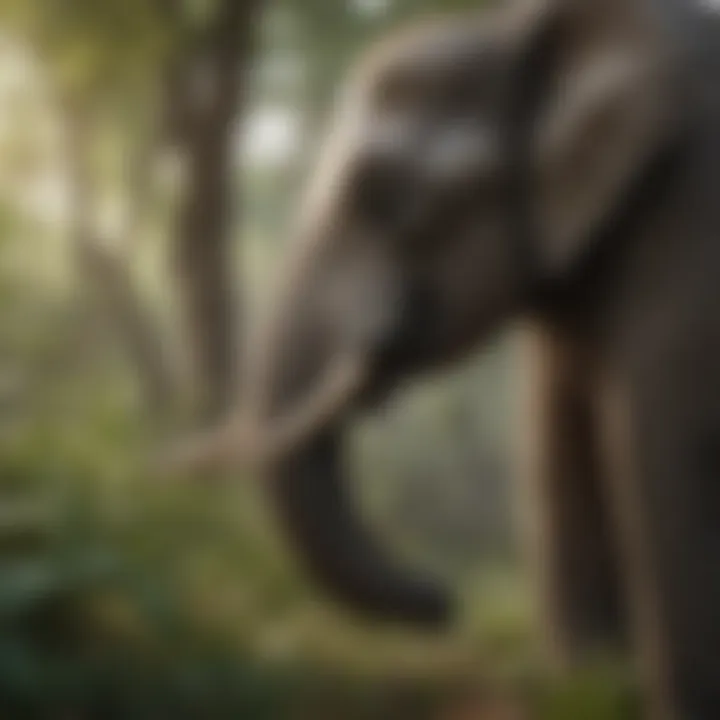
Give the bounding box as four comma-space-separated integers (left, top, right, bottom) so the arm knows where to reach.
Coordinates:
515, 0, 680, 272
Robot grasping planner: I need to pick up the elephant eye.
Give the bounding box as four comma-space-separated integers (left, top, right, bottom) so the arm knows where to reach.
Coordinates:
425, 125, 498, 184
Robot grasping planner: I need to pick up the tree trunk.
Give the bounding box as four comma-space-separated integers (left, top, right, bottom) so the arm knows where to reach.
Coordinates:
171, 0, 261, 422
64, 97, 177, 420
77, 242, 177, 418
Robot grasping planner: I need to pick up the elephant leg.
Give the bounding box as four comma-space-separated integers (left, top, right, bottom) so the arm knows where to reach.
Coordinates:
518, 323, 627, 670
599, 366, 720, 720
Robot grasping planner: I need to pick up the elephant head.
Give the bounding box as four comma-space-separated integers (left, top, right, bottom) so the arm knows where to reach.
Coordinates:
175, 0, 681, 625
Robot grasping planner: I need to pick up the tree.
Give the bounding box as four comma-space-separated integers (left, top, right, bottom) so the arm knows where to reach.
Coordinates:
0, 0, 265, 423
162, 0, 262, 421
0, 0, 179, 418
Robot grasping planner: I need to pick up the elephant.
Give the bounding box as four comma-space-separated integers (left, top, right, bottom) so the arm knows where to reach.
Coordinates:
169, 0, 720, 717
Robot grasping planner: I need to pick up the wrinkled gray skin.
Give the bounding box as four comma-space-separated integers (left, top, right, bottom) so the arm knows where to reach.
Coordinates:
249, 0, 720, 717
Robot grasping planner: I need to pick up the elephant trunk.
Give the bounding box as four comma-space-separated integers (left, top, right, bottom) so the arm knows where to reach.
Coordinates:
271, 428, 450, 625
251, 264, 452, 626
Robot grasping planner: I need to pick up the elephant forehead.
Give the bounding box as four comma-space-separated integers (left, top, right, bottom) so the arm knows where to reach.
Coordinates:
353, 13, 502, 95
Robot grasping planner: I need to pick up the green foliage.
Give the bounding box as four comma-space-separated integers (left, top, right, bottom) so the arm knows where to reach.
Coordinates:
532, 665, 641, 720
0, 0, 171, 97
0, 424, 470, 717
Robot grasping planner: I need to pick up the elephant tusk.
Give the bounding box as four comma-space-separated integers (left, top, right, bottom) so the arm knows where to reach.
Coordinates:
149, 419, 249, 479
256, 352, 367, 463
151, 353, 367, 478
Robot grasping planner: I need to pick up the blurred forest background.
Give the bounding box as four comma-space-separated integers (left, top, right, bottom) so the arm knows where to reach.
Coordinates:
0, 0, 635, 717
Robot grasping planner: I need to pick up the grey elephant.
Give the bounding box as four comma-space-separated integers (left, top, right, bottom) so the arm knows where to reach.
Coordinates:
170, 0, 720, 717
